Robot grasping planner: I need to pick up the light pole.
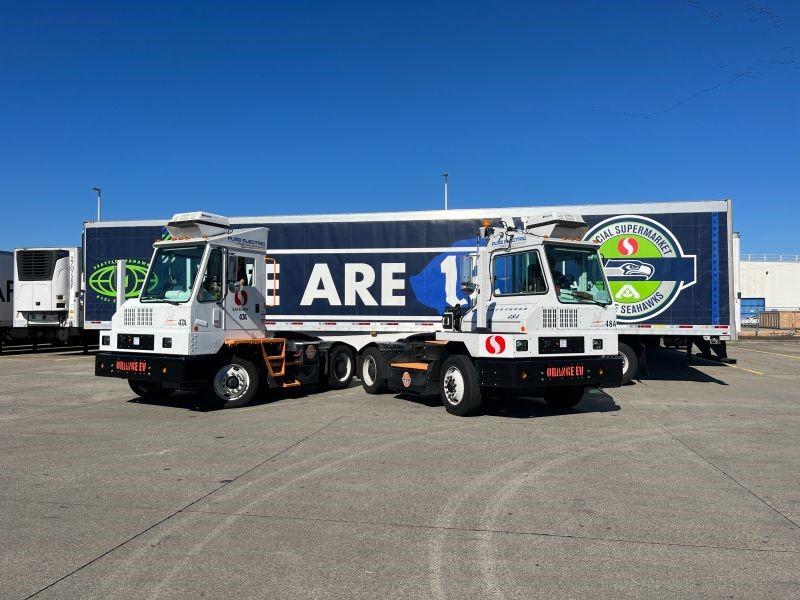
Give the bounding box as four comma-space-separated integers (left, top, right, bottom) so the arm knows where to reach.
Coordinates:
441, 173, 448, 210
92, 187, 102, 221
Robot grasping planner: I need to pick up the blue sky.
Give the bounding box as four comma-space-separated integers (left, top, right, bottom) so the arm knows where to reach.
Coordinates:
1, 1, 797, 253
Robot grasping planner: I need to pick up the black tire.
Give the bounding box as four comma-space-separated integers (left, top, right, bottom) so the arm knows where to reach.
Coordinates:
327, 345, 355, 389
543, 386, 585, 409
619, 341, 639, 385
440, 355, 482, 416
210, 356, 259, 408
360, 347, 387, 394
128, 379, 175, 401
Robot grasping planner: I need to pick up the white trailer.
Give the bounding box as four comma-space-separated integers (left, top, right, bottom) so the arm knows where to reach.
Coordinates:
95, 212, 622, 415
13, 247, 85, 345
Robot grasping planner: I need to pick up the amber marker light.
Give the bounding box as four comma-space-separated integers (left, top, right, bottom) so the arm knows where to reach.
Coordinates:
520, 370, 528, 380
482, 218, 492, 227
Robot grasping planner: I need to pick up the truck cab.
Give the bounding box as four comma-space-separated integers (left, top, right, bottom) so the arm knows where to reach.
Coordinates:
360, 213, 622, 415
96, 212, 322, 407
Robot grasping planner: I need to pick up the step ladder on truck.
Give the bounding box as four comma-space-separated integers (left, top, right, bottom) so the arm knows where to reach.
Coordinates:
94, 211, 623, 415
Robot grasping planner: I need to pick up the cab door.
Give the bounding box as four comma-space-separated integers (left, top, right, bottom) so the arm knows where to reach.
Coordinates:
224, 251, 265, 338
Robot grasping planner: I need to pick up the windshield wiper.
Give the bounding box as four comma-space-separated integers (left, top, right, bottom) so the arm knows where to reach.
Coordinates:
560, 289, 611, 306
140, 297, 181, 305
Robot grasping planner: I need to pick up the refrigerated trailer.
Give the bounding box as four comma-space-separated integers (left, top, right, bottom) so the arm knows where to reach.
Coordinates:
84, 199, 735, 384
13, 247, 86, 345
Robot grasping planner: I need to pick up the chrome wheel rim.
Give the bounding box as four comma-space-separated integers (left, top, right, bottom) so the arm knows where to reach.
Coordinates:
213, 364, 250, 401
620, 352, 629, 376
443, 366, 465, 405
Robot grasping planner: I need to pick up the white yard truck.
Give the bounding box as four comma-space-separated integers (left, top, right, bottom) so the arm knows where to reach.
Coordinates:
95, 211, 622, 415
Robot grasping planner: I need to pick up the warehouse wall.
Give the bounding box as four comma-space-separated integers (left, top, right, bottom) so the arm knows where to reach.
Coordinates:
740, 261, 800, 309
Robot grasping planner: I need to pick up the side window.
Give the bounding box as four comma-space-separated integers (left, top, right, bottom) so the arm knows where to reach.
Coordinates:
198, 248, 223, 302
228, 255, 255, 291
492, 251, 547, 295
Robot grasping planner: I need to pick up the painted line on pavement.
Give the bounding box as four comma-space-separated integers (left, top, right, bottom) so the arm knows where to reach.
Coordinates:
735, 347, 800, 360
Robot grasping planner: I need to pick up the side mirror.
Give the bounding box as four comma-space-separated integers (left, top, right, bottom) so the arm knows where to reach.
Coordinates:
458, 255, 476, 294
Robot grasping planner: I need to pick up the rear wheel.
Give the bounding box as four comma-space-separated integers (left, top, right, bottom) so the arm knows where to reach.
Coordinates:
211, 356, 259, 408
543, 386, 585, 409
618, 341, 639, 384
440, 355, 482, 416
128, 379, 174, 401
327, 345, 355, 389
360, 347, 387, 394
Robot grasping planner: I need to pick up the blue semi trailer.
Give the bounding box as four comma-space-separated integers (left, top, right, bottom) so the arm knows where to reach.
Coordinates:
82, 199, 735, 384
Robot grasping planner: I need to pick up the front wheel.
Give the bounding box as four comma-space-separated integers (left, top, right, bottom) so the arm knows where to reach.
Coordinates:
618, 341, 640, 385
440, 355, 482, 416
211, 357, 259, 408
128, 379, 174, 401
327, 345, 355, 389
360, 347, 387, 394
543, 386, 585, 409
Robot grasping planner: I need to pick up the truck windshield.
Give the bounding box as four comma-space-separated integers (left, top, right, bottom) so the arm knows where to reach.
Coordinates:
140, 245, 205, 303
545, 245, 612, 305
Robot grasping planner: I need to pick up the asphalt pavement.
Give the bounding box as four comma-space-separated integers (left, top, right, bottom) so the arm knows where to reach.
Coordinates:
1, 340, 798, 599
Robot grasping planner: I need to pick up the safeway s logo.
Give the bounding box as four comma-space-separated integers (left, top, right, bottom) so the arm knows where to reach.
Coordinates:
234, 289, 248, 306
485, 335, 506, 354
617, 237, 639, 255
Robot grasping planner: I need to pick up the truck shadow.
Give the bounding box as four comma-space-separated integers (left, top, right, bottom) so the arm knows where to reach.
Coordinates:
631, 347, 728, 386
397, 389, 620, 419
126, 383, 351, 412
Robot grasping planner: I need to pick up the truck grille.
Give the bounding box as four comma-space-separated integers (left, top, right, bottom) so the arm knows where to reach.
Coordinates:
123, 307, 153, 328
542, 307, 579, 329
559, 308, 578, 328
16, 250, 67, 281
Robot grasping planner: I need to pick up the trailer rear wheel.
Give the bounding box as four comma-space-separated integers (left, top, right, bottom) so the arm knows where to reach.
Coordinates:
543, 386, 584, 409
128, 380, 174, 401
360, 347, 387, 394
440, 355, 482, 416
619, 341, 639, 385
212, 357, 259, 408
328, 345, 355, 389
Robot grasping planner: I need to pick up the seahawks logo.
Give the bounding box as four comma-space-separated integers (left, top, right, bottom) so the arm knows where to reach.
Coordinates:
604, 260, 655, 280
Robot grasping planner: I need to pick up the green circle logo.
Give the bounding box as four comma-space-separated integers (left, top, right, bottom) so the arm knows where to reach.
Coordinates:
584, 215, 696, 322
88, 260, 155, 303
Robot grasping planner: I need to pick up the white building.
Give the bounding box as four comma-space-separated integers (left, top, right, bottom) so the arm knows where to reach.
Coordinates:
740, 255, 800, 310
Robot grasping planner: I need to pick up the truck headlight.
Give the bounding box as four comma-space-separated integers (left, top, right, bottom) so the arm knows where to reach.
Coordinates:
593, 339, 603, 350
516, 339, 528, 351
101, 335, 110, 346
162, 337, 172, 349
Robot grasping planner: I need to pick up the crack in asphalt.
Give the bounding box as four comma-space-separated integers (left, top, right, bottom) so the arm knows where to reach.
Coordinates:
183, 508, 800, 555
626, 400, 800, 531
23, 414, 347, 599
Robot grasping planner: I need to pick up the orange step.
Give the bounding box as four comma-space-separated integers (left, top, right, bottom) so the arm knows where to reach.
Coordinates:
390, 362, 430, 371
